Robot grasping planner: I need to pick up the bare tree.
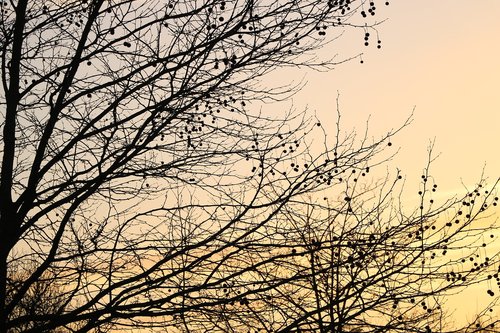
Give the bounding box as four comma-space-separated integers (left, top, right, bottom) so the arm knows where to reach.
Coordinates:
0, 0, 498, 332
251, 146, 500, 333
6, 263, 72, 333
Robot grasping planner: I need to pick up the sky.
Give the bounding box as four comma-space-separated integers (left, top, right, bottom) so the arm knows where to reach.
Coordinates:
276, 0, 500, 325
5, 1, 497, 330
290, 1, 500, 194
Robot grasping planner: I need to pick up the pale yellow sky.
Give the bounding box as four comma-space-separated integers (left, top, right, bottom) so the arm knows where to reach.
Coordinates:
268, 1, 500, 326
287, 1, 500, 194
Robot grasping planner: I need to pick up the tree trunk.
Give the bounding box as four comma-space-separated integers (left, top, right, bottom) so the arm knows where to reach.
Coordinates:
0, 244, 8, 333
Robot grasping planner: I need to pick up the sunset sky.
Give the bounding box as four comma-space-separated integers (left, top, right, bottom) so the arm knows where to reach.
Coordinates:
275, 0, 500, 325
290, 1, 500, 193
4, 1, 498, 331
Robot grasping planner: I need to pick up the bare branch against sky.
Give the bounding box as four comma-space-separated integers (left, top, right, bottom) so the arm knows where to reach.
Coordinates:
0, 1, 498, 332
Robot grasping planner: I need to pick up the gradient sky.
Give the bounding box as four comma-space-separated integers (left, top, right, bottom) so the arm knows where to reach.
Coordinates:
281, 1, 499, 190
275, 0, 500, 326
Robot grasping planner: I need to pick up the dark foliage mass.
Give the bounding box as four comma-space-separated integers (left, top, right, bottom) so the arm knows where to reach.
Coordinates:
0, 0, 498, 332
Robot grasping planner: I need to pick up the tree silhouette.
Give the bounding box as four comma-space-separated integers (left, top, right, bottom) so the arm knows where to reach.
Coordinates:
251, 154, 500, 332
6, 264, 71, 333
0, 0, 498, 332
